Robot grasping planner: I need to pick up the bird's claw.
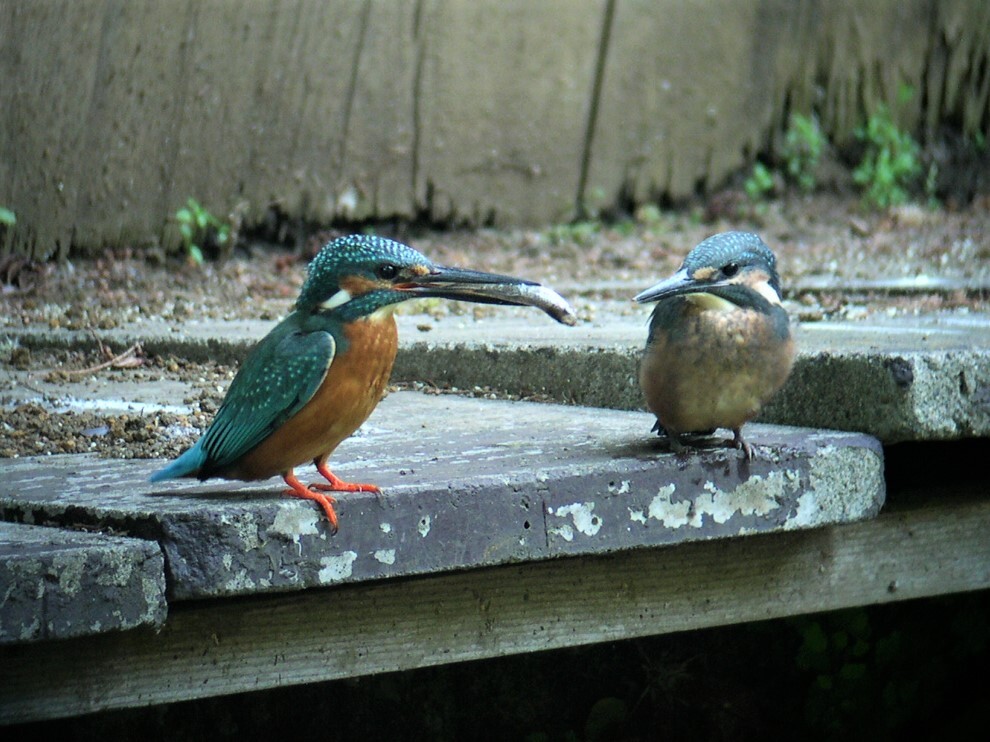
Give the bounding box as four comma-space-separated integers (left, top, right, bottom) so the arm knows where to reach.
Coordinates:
732, 429, 754, 460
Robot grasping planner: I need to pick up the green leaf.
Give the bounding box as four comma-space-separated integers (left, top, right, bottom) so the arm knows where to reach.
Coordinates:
838, 662, 867, 681
188, 244, 204, 264
851, 638, 871, 658
804, 621, 827, 649
175, 208, 192, 223
0, 207, 16, 226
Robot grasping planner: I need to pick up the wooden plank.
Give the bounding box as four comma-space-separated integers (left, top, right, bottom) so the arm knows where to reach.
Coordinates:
414, 0, 604, 225
2, 495, 987, 724
4, 2, 989, 257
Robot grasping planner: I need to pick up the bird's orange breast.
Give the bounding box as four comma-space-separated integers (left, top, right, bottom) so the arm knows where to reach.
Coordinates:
229, 314, 399, 480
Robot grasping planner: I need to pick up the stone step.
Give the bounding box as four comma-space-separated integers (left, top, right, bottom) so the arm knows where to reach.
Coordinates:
3, 311, 988, 442
0, 521, 166, 644
0, 391, 884, 608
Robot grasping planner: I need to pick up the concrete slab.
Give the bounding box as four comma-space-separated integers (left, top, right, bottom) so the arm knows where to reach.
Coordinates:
394, 312, 990, 443
0, 392, 884, 602
4, 309, 987, 441
0, 521, 167, 644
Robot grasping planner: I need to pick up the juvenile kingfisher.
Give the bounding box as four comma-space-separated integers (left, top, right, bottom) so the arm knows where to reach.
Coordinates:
635, 231, 794, 458
151, 234, 576, 531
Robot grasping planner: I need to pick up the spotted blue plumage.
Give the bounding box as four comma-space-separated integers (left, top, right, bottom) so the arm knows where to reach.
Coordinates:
297, 235, 432, 315
683, 232, 780, 296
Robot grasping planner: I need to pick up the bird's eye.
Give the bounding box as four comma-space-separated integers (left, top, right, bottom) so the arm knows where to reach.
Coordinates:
376, 263, 400, 280
722, 263, 739, 277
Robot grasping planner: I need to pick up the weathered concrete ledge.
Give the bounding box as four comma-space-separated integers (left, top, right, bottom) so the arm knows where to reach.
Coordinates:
3, 308, 988, 442
0, 521, 166, 644
0, 392, 884, 603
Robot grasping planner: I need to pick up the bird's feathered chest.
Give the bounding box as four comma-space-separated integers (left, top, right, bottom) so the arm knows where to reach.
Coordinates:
641, 294, 794, 432
329, 313, 400, 396
300, 313, 399, 439
212, 312, 399, 480
648, 293, 790, 352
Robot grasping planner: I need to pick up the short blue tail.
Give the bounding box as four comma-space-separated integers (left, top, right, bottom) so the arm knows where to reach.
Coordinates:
149, 441, 208, 482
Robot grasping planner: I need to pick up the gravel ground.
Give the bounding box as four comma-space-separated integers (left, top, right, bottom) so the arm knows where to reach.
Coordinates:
2, 192, 988, 461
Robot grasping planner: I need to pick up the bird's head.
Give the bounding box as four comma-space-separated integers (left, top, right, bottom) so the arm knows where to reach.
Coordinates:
297, 235, 574, 323
634, 231, 783, 312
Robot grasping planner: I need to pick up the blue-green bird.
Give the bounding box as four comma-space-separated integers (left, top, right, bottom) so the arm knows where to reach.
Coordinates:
635, 231, 795, 458
151, 235, 576, 530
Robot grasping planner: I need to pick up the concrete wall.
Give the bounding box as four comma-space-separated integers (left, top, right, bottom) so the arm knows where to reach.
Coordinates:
1, 0, 988, 260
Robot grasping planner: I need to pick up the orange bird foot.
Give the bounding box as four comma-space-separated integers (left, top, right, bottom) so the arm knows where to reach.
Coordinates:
310, 461, 381, 495
282, 471, 340, 532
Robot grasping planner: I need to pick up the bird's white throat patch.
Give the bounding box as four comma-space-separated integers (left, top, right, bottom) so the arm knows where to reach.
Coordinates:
319, 289, 352, 311
751, 279, 782, 305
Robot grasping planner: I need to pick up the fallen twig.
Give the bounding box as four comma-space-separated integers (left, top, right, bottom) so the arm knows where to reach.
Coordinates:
59, 342, 145, 378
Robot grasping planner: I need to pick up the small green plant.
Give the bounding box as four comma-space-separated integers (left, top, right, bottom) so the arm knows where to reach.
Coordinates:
852, 90, 923, 209
546, 220, 601, 247
744, 161, 775, 202
613, 219, 638, 237
634, 203, 664, 227
0, 207, 15, 227
175, 198, 230, 264
924, 162, 940, 208
781, 113, 826, 192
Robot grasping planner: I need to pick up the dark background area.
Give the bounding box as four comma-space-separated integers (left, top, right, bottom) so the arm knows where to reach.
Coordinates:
10, 589, 988, 741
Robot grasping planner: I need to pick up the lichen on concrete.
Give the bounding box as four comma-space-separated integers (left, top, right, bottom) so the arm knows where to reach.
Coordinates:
549, 502, 603, 537
646, 484, 687, 528
319, 551, 358, 583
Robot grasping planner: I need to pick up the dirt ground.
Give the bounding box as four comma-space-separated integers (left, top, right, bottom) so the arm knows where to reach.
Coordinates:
2, 192, 988, 462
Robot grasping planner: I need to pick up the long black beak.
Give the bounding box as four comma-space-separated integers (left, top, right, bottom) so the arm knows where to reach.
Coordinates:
398, 265, 577, 325
399, 266, 536, 304
634, 268, 709, 304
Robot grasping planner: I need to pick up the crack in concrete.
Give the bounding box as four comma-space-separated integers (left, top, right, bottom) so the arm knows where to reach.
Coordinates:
576, 0, 616, 219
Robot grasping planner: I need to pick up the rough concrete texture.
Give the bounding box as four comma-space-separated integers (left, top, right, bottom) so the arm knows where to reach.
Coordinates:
401, 311, 990, 442
0, 392, 884, 601
3, 1, 989, 258
5, 308, 988, 442
0, 521, 166, 644
764, 348, 990, 443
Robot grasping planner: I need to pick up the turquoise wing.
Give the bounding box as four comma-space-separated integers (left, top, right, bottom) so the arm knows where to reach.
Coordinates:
195, 321, 336, 475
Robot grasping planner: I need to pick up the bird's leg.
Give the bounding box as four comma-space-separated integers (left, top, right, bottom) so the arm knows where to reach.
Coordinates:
310, 458, 382, 494
667, 431, 687, 454
282, 470, 339, 532
732, 428, 754, 460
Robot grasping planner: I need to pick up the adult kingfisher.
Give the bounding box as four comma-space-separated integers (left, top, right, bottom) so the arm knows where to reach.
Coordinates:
151, 234, 576, 530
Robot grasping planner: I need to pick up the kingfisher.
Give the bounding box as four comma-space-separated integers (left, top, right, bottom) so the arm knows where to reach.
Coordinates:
635, 231, 794, 458
150, 234, 576, 531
